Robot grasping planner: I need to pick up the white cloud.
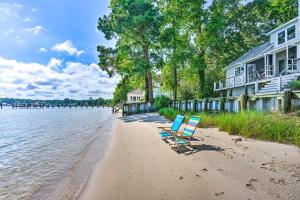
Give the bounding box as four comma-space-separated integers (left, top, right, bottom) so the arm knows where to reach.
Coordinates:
52, 40, 85, 56
0, 3, 23, 20
0, 2, 47, 48
0, 57, 119, 99
47, 58, 62, 71
25, 25, 44, 34
38, 47, 47, 53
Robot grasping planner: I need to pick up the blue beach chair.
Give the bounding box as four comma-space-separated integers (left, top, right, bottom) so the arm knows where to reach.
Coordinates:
158, 115, 185, 139
170, 116, 201, 149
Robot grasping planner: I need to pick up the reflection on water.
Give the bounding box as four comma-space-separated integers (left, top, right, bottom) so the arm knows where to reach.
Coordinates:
0, 108, 114, 200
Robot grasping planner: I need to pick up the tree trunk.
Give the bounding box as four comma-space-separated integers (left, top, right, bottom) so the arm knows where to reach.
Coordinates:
198, 67, 205, 97
198, 52, 206, 98
142, 44, 153, 103
145, 75, 149, 102
140, 26, 153, 103
147, 71, 154, 103
173, 65, 177, 102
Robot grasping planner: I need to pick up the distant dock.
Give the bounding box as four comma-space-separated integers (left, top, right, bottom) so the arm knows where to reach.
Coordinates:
0, 102, 110, 109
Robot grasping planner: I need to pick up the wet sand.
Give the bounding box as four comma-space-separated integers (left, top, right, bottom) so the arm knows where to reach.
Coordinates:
82, 113, 300, 200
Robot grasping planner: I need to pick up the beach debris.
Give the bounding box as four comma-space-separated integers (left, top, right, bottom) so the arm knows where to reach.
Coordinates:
201, 168, 208, 172
221, 152, 234, 159
246, 179, 257, 190
277, 178, 286, 184
232, 137, 244, 144
214, 192, 224, 196
195, 174, 201, 178
179, 176, 184, 180
269, 177, 286, 184
217, 168, 225, 172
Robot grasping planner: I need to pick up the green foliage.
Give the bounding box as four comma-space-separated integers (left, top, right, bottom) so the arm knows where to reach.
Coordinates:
98, 0, 163, 102
154, 95, 171, 110
0, 98, 112, 107
289, 80, 300, 90
98, 0, 298, 103
159, 108, 300, 148
112, 79, 132, 105
158, 108, 180, 121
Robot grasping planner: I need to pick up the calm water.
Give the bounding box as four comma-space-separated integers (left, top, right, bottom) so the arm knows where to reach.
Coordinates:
0, 108, 115, 200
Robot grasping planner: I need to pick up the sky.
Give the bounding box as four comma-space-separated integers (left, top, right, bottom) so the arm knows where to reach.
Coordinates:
0, 0, 253, 100
0, 0, 118, 100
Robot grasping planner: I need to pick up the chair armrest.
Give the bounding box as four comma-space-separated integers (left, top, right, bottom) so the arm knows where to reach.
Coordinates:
158, 127, 172, 131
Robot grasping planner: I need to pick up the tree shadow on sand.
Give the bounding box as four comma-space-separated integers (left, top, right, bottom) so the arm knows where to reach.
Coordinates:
119, 113, 169, 124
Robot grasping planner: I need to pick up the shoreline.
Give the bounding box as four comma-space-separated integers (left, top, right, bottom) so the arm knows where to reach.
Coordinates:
82, 113, 300, 200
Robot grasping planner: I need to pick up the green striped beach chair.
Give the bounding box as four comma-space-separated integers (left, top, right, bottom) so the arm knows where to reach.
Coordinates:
158, 114, 185, 139
170, 116, 200, 150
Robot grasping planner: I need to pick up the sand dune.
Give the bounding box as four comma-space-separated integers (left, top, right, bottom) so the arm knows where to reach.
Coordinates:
81, 113, 300, 200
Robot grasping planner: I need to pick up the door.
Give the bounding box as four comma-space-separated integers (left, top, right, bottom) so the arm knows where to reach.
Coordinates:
278, 59, 285, 74
247, 64, 256, 82
265, 54, 274, 77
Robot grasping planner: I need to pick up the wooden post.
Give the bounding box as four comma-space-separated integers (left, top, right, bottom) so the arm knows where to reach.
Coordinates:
185, 100, 188, 111
240, 95, 247, 112
0, 103, 2, 109
204, 99, 208, 112
282, 90, 292, 113
193, 100, 197, 112
278, 76, 282, 92
220, 97, 225, 112
255, 80, 259, 93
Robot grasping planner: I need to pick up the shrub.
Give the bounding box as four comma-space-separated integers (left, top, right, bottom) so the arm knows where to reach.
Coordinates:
288, 80, 300, 90
158, 108, 178, 121
154, 95, 171, 110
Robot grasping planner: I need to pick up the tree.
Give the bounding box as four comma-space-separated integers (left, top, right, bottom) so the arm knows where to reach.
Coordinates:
98, 0, 162, 102
159, 0, 191, 101
178, 0, 208, 98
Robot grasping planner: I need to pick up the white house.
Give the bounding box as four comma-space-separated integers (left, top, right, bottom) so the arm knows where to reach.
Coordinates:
127, 89, 144, 103
214, 3, 300, 98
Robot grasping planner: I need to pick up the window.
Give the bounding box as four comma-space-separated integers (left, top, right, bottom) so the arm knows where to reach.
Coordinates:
235, 66, 243, 76
278, 31, 285, 44
287, 26, 296, 40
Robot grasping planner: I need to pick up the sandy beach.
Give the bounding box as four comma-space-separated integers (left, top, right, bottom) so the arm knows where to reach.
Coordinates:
82, 113, 300, 200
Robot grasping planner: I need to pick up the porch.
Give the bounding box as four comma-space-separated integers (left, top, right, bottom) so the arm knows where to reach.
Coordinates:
214, 45, 300, 92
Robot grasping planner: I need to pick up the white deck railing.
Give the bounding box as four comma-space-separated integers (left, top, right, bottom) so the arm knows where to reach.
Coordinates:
214, 74, 244, 91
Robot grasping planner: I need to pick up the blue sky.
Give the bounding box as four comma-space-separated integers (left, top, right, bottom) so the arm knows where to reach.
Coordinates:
0, 0, 118, 99
0, 0, 250, 100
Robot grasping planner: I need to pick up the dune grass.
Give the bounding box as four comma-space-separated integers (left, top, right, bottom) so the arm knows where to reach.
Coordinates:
159, 108, 300, 148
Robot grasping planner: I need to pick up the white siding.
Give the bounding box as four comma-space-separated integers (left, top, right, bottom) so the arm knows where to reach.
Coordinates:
270, 21, 298, 47
226, 67, 235, 78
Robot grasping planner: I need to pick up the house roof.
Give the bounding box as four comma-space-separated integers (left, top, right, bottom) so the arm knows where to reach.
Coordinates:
128, 89, 143, 95
227, 41, 273, 69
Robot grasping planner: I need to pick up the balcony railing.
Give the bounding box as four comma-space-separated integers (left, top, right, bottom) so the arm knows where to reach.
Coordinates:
214, 74, 244, 91
214, 60, 300, 92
